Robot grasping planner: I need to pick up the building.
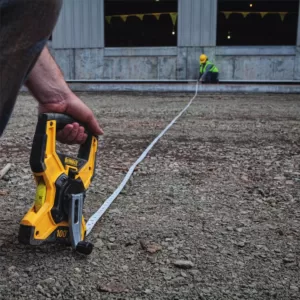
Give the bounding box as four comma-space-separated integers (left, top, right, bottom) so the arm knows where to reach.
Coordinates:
50, 0, 300, 81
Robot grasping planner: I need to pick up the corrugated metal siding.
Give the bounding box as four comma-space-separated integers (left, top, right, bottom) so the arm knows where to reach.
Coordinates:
178, 0, 217, 47
52, 0, 104, 49
178, 0, 192, 46
204, 0, 217, 46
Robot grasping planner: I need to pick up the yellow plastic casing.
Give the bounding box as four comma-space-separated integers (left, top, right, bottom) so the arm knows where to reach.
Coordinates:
20, 119, 98, 243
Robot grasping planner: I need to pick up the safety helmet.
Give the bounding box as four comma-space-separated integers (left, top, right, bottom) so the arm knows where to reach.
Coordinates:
199, 54, 208, 64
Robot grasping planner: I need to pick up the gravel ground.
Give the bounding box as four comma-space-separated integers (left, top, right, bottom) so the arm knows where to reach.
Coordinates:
0, 91, 300, 300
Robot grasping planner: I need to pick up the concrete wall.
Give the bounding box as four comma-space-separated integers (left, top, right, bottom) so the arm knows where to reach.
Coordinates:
50, 45, 299, 81
51, 0, 300, 81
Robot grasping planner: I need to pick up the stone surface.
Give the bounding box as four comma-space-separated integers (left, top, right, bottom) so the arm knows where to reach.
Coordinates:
1, 92, 300, 300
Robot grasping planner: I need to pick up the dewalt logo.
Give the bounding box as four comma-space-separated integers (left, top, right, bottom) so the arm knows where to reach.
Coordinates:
65, 157, 78, 167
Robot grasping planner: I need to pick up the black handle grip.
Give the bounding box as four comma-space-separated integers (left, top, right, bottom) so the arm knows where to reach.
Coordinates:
30, 113, 97, 173
43, 113, 88, 132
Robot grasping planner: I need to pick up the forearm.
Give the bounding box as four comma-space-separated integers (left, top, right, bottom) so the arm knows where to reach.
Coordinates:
201, 72, 207, 81
202, 65, 213, 81
25, 47, 72, 105
25, 46, 103, 137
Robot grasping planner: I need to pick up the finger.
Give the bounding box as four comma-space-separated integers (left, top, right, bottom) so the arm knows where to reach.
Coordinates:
56, 124, 74, 144
72, 126, 87, 144
72, 108, 103, 136
67, 102, 104, 136
64, 122, 80, 144
56, 125, 88, 145
57, 123, 80, 144
88, 116, 104, 136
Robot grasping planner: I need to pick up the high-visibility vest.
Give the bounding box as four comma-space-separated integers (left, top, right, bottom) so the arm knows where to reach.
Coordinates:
200, 60, 219, 74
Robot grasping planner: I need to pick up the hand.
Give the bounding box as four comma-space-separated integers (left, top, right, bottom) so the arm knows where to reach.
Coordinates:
25, 47, 103, 145
38, 92, 103, 144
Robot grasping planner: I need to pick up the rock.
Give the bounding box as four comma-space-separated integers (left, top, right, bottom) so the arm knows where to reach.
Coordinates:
107, 243, 117, 250
173, 260, 194, 269
180, 271, 188, 278
285, 180, 294, 185
37, 284, 45, 294
25, 267, 33, 273
108, 237, 115, 243
94, 239, 104, 248
163, 274, 173, 281
74, 268, 81, 273
144, 289, 152, 294
97, 282, 129, 293
42, 278, 55, 286
9, 272, 19, 278
170, 276, 188, 286
255, 245, 269, 251
0, 190, 9, 196
167, 187, 175, 198
235, 241, 246, 248
109, 208, 122, 214
121, 265, 129, 271
190, 269, 200, 276
125, 240, 136, 247
159, 267, 169, 274
19, 286, 27, 292
241, 175, 249, 182
8, 266, 16, 273
140, 240, 162, 254
283, 254, 295, 263
290, 285, 299, 292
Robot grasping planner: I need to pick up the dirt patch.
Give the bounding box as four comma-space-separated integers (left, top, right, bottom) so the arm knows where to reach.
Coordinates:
0, 92, 300, 300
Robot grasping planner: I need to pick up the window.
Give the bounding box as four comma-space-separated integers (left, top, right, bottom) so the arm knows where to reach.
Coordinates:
105, 0, 178, 47
217, 0, 299, 46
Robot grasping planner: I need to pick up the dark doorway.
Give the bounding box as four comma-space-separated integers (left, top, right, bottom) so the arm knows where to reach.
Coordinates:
217, 0, 299, 45
105, 0, 178, 47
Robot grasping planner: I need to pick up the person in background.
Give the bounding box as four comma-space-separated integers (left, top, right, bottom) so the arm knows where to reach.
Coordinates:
198, 54, 219, 84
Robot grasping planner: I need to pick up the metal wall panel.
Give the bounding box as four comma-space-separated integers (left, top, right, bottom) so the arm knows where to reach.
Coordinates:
53, 0, 104, 49
178, 0, 217, 47
178, 0, 192, 46
199, 0, 217, 46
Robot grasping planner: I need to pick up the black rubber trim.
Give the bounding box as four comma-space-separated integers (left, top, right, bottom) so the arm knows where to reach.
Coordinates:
18, 224, 43, 245
30, 114, 48, 173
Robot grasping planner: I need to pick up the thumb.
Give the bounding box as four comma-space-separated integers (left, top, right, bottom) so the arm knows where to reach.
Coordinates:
65, 97, 104, 136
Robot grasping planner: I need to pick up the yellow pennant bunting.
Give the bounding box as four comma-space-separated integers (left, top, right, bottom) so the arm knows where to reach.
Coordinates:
107, 11, 290, 24
120, 15, 128, 22
259, 12, 268, 18
152, 13, 161, 20
223, 12, 232, 19
105, 16, 112, 24
279, 12, 288, 21
170, 13, 178, 26
136, 14, 144, 21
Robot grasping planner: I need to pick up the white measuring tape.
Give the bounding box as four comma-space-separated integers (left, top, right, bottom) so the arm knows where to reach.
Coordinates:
86, 82, 199, 236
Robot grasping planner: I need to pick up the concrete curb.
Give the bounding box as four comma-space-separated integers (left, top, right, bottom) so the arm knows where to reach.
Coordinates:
67, 83, 300, 94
